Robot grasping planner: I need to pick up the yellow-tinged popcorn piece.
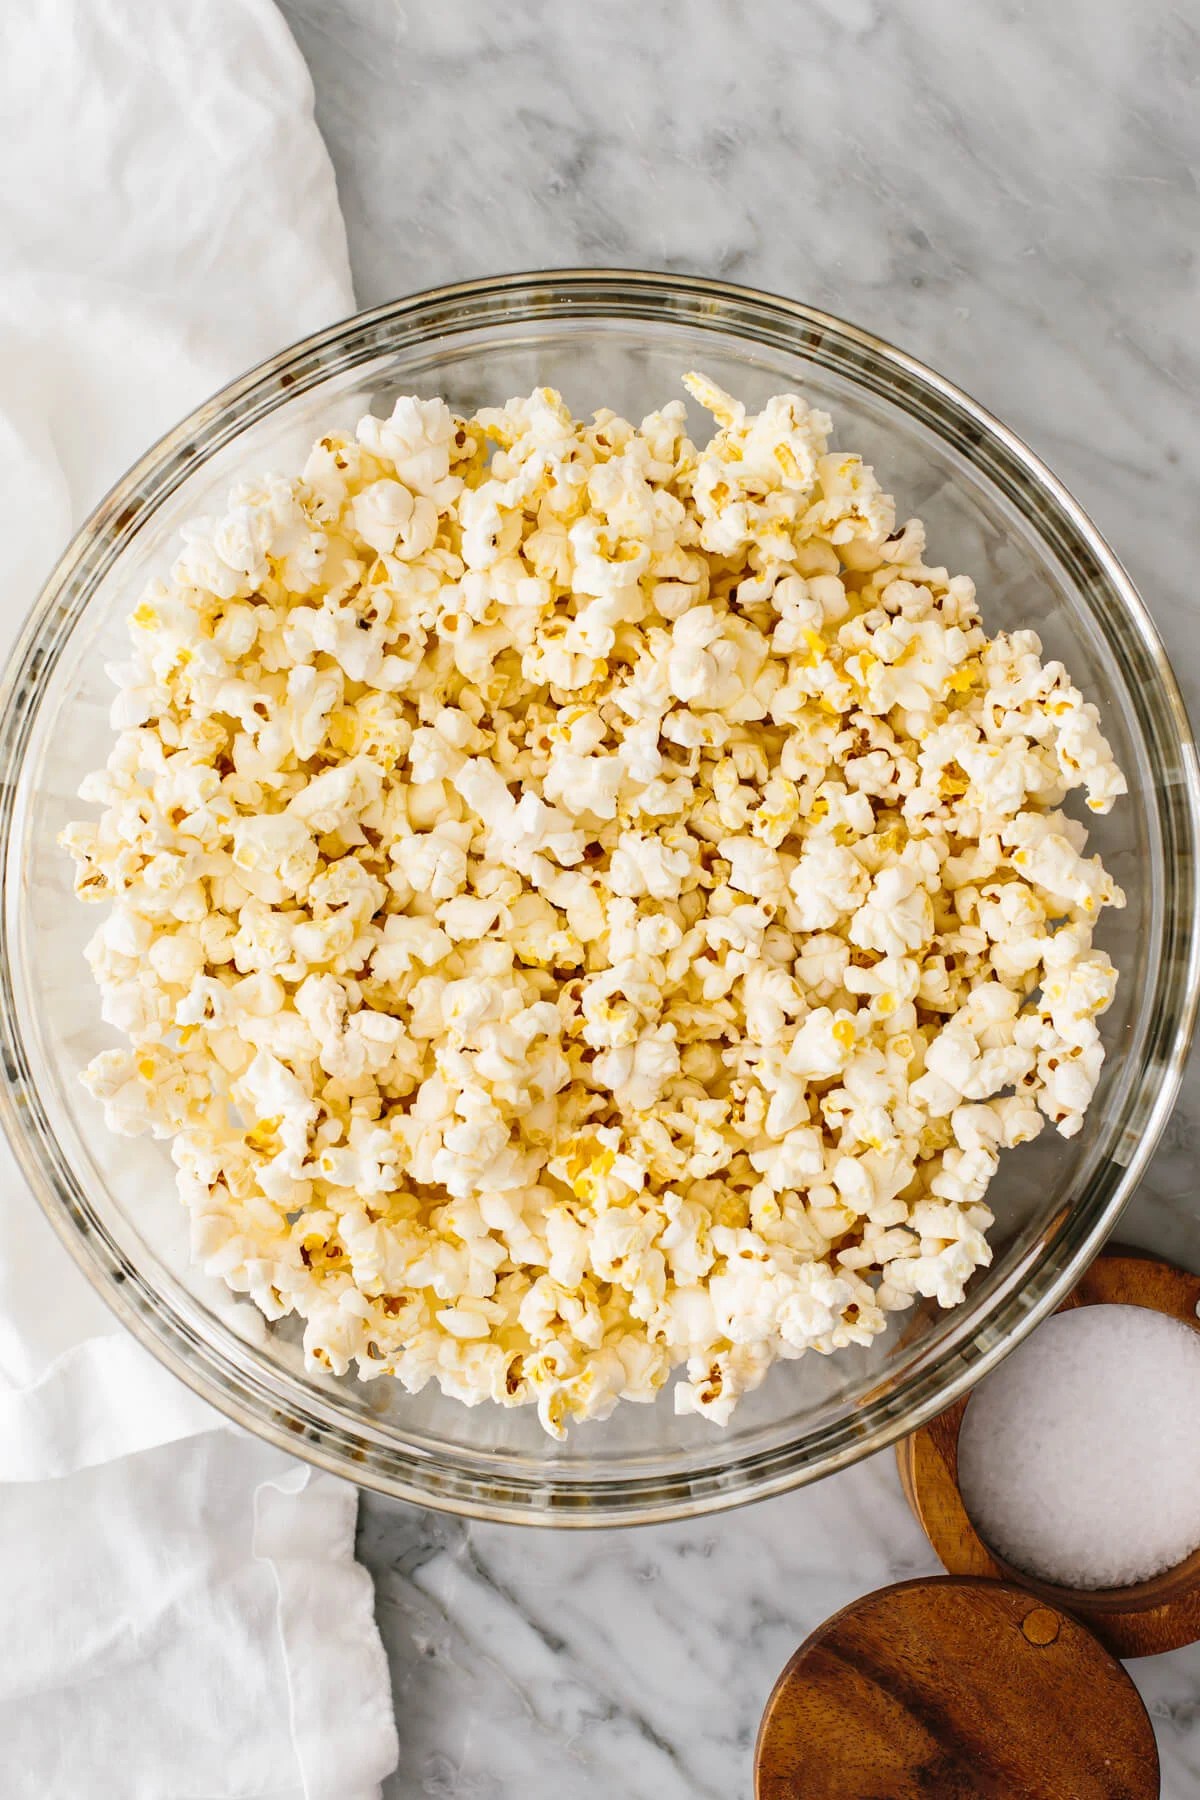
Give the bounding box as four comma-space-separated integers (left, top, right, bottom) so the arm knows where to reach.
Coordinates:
63, 377, 1126, 1437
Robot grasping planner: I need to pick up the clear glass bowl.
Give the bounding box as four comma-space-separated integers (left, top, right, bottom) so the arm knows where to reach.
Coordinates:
1, 271, 1196, 1525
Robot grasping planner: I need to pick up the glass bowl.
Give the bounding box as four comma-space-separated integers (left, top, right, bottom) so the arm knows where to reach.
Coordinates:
1, 271, 1196, 1526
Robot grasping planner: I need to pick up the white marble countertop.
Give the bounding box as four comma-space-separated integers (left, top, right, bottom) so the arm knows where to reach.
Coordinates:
276, 1, 1200, 1792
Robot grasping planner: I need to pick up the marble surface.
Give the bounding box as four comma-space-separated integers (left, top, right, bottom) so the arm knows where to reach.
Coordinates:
275, 1, 1200, 1792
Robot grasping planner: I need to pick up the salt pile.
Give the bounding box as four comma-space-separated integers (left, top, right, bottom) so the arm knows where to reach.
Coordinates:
957, 1303, 1200, 1590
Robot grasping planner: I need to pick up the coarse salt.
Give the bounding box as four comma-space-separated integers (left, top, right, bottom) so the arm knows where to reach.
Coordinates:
957, 1302, 1200, 1589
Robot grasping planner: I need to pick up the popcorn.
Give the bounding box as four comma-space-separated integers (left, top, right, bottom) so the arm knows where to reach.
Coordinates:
350, 478, 435, 560
64, 376, 1126, 1439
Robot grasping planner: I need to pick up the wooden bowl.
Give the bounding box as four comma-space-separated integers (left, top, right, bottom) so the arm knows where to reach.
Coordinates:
896, 1245, 1200, 1658
754, 1575, 1159, 1799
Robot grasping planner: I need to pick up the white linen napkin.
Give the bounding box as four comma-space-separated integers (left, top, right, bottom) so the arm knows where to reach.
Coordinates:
1, 3, 398, 1794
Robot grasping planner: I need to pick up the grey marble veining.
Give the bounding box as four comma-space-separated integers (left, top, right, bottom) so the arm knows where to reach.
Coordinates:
355, 1457, 935, 1800
275, 1, 1200, 1792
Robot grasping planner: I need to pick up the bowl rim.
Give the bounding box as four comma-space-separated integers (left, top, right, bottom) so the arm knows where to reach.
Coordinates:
2, 267, 1197, 1526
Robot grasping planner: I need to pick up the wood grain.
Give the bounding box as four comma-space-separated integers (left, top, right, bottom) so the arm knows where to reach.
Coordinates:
754, 1576, 1159, 1800
896, 1245, 1200, 1658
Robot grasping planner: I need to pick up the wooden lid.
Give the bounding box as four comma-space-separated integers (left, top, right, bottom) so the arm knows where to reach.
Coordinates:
754, 1576, 1158, 1800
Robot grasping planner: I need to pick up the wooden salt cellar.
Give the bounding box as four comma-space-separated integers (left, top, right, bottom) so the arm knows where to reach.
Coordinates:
754, 1575, 1158, 1799
896, 1245, 1200, 1658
